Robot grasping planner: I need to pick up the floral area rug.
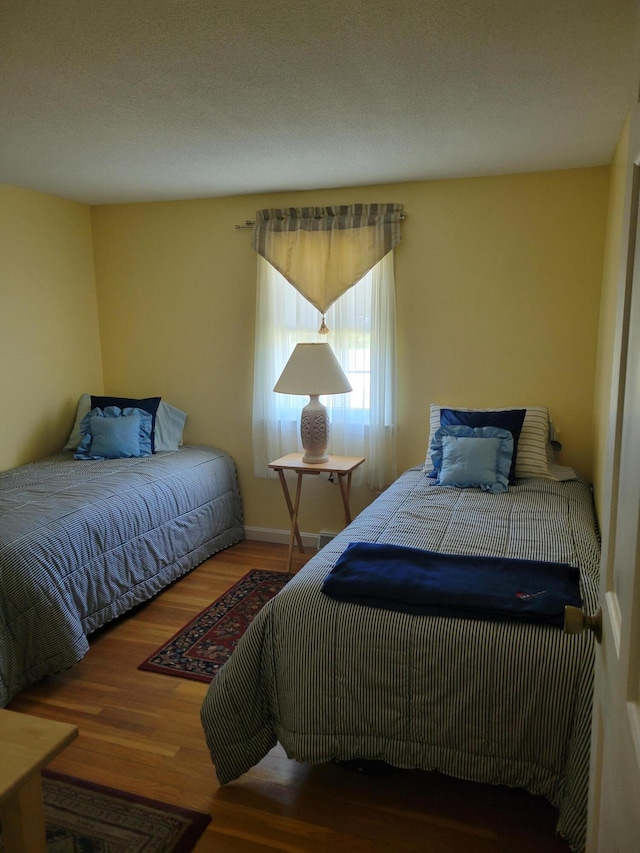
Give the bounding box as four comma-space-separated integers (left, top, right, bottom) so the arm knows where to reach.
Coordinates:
0, 770, 210, 853
138, 569, 290, 682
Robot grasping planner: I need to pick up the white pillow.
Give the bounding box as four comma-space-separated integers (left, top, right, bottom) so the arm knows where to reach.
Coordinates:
426, 404, 556, 480
154, 401, 187, 451
63, 393, 92, 451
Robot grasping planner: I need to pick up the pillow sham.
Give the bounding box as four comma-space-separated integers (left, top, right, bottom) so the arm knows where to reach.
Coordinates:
86, 412, 142, 458
63, 393, 92, 451
74, 406, 153, 460
154, 401, 187, 451
439, 408, 525, 484
426, 404, 556, 480
431, 425, 513, 493
92, 395, 161, 452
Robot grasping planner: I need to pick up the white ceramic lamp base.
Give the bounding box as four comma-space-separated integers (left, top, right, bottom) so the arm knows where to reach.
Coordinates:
300, 395, 330, 463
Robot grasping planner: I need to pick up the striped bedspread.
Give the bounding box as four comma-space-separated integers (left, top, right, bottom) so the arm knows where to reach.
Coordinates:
0, 445, 244, 707
200, 467, 600, 853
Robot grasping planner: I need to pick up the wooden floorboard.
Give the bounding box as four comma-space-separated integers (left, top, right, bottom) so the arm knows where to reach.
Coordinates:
7, 540, 571, 851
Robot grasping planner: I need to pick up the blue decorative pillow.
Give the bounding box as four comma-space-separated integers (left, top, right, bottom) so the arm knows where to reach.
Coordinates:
75, 406, 153, 460
439, 408, 525, 484
91, 395, 161, 452
430, 425, 513, 493
64, 395, 186, 453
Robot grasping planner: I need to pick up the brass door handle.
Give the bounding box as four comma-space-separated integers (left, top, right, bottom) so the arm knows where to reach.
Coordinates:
564, 605, 602, 643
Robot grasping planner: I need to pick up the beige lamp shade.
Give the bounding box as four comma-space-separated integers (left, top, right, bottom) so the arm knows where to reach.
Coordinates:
274, 343, 352, 463
273, 343, 352, 396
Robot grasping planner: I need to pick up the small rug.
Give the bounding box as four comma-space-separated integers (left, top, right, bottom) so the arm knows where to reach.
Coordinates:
0, 770, 210, 852
138, 569, 290, 682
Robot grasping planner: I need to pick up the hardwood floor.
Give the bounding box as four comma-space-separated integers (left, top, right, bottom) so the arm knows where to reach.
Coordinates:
8, 540, 570, 852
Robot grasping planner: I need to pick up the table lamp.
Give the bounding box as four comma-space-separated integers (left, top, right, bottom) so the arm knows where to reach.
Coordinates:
274, 342, 352, 463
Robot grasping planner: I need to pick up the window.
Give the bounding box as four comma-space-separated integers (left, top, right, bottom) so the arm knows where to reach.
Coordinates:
252, 252, 397, 489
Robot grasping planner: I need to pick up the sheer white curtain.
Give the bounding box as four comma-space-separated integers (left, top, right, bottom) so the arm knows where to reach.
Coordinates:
252, 252, 397, 489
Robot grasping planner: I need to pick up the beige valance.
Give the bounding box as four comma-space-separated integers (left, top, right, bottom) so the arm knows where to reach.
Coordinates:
252, 204, 403, 327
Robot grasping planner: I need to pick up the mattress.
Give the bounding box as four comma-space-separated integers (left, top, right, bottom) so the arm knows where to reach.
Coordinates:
0, 445, 244, 707
200, 466, 600, 852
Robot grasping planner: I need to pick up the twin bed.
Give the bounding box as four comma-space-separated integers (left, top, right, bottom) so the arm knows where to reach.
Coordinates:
200, 406, 600, 853
0, 397, 599, 852
0, 395, 244, 708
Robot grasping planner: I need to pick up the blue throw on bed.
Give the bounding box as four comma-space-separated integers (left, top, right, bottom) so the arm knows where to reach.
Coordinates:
321, 541, 582, 626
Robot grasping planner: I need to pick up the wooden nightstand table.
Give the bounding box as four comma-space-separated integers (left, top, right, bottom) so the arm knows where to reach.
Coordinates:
0, 709, 78, 853
269, 453, 365, 573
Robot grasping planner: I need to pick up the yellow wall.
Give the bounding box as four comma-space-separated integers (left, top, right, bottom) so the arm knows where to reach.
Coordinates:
0, 184, 103, 470
395, 170, 607, 479
91, 168, 609, 536
592, 119, 630, 517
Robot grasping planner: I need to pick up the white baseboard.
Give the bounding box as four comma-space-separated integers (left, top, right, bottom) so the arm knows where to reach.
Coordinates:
244, 525, 319, 549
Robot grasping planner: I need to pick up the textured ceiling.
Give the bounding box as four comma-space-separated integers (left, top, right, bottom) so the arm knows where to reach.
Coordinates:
0, 0, 637, 205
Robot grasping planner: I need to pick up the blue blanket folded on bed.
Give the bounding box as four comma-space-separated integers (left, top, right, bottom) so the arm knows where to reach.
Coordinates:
321, 542, 582, 626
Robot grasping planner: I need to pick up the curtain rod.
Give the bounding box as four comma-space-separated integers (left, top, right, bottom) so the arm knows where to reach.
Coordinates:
234, 211, 406, 229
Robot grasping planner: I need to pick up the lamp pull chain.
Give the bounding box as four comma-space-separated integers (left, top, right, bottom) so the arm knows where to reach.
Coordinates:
318, 315, 329, 334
